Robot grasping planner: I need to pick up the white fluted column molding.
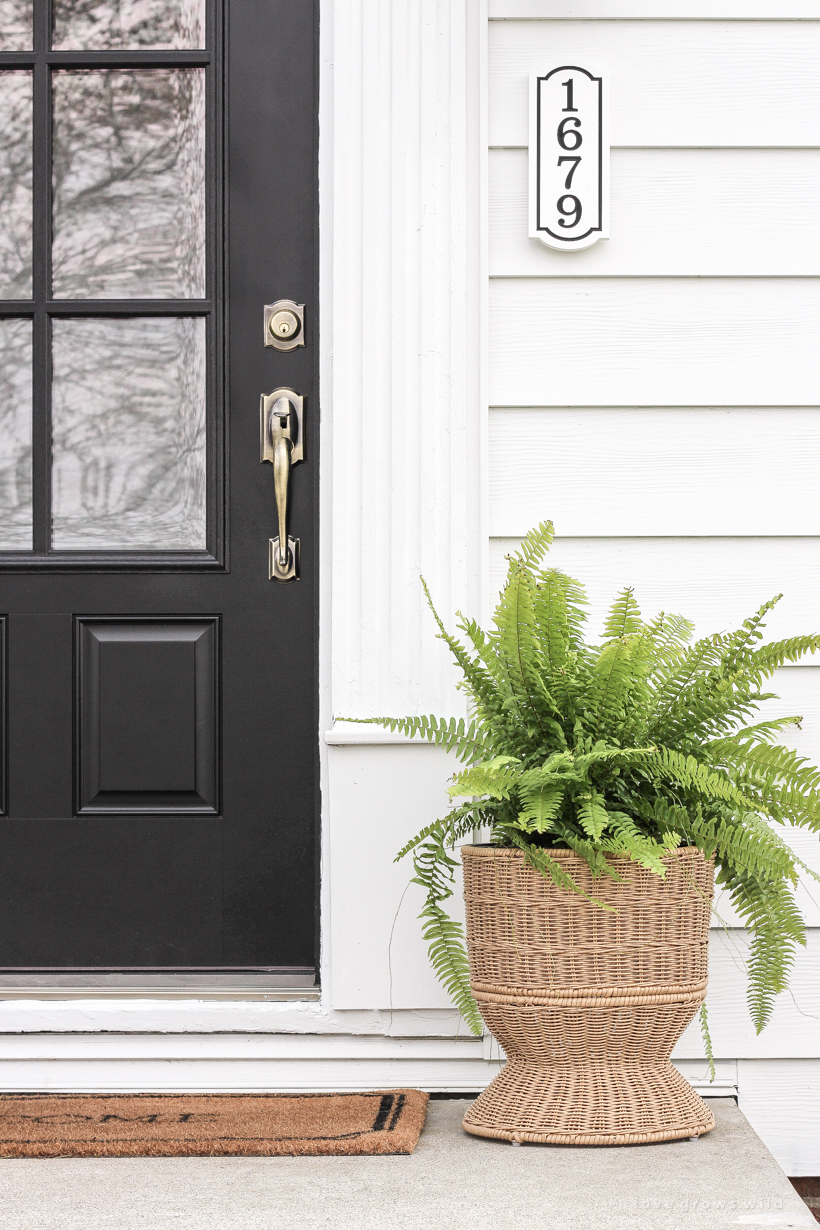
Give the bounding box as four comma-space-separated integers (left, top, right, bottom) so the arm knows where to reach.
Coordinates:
326, 0, 487, 721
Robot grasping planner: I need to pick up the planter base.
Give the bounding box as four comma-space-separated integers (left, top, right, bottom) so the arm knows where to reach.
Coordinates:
462, 1059, 716, 1146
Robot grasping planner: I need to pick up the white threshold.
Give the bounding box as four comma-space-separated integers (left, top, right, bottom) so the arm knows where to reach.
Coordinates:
0, 974, 319, 1002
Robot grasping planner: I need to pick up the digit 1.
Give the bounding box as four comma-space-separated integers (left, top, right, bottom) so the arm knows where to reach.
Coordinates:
561, 78, 577, 112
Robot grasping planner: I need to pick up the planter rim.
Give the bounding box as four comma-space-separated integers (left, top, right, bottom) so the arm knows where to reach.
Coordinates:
461, 844, 705, 862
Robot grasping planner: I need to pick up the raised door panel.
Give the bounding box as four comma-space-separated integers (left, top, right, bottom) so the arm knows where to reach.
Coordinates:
77, 618, 219, 814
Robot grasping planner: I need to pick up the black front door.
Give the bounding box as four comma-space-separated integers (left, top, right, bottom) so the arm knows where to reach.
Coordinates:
0, 1, 318, 973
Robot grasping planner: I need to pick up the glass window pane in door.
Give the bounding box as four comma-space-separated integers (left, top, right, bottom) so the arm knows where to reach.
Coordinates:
51, 317, 206, 550
0, 318, 32, 549
52, 0, 205, 49
0, 0, 32, 50
0, 72, 32, 298
52, 69, 206, 299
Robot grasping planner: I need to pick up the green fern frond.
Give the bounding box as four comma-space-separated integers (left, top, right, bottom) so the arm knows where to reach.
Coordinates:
448, 756, 521, 800
339, 714, 489, 763
418, 901, 482, 1035
602, 587, 643, 642
729, 716, 804, 744
746, 634, 820, 676
645, 747, 750, 808
723, 873, 806, 1032
603, 812, 668, 875
510, 519, 556, 572
410, 833, 483, 1035
699, 1002, 716, 1083
516, 773, 564, 834
419, 577, 506, 724
575, 792, 611, 841
394, 802, 493, 863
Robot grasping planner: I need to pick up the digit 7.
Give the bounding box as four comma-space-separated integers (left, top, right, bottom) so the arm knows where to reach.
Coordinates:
557, 156, 581, 189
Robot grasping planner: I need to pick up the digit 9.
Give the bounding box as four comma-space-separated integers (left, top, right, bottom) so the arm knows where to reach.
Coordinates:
556, 194, 581, 228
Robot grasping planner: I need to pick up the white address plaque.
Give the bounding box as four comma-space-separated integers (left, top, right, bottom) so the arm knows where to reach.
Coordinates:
529, 66, 609, 251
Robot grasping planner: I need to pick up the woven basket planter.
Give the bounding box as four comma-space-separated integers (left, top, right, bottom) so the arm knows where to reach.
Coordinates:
461, 844, 716, 1146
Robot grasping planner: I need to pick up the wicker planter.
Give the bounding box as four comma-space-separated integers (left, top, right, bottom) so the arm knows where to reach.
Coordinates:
461, 845, 716, 1146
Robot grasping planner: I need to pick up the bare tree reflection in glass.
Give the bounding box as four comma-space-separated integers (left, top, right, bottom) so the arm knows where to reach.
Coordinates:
0, 72, 33, 299
52, 69, 205, 299
52, 0, 205, 50
0, 0, 33, 50
0, 319, 32, 549
52, 317, 206, 550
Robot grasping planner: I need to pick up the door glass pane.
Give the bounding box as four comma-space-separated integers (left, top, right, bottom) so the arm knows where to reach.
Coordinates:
0, 0, 32, 50
51, 317, 206, 550
52, 69, 206, 299
0, 318, 32, 549
52, 0, 205, 50
0, 72, 32, 299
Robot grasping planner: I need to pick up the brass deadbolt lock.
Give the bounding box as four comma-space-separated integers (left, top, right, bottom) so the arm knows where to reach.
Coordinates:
264, 299, 305, 351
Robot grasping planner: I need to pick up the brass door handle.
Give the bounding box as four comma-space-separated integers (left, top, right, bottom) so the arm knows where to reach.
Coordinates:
260, 387, 304, 581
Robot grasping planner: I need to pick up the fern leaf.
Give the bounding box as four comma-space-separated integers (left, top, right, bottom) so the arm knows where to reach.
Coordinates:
340, 713, 489, 763
699, 1002, 716, 1083
575, 791, 610, 841
516, 773, 564, 834
510, 520, 556, 572
602, 587, 643, 642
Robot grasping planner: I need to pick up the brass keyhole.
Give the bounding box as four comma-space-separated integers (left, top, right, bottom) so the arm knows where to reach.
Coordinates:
269, 310, 300, 340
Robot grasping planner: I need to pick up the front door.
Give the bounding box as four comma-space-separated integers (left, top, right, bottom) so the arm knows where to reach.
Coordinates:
0, 1, 318, 974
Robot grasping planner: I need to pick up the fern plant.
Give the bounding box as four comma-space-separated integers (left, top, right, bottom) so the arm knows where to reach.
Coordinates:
348, 521, 820, 1037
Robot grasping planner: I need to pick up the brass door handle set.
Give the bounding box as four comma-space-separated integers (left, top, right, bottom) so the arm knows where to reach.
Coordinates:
260, 299, 305, 582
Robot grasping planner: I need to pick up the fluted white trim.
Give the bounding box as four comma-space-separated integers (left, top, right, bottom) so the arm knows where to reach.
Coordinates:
328, 0, 488, 722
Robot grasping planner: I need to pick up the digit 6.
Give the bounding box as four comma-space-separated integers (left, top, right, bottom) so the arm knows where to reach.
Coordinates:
557, 117, 582, 151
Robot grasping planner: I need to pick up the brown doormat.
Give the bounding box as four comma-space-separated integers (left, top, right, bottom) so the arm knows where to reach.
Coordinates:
0, 1090, 429, 1158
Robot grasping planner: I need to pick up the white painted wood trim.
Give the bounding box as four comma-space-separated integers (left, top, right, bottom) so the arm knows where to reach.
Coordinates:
0, 1031, 736, 1099
324, 723, 431, 745
329, 0, 488, 722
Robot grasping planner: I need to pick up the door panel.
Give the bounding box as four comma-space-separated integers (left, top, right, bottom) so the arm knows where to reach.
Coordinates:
77, 618, 218, 813
0, 1, 319, 974
8, 612, 72, 818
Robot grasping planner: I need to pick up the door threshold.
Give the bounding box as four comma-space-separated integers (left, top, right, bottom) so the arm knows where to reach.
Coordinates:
0, 973, 320, 1002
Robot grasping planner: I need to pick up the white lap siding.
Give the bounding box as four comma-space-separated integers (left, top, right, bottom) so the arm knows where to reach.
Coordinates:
488, 5, 820, 1174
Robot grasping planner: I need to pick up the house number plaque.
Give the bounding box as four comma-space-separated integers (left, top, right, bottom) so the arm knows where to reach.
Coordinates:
529, 66, 609, 251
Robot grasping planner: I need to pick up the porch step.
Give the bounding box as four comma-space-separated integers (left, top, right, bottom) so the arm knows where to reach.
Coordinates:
0, 1098, 813, 1229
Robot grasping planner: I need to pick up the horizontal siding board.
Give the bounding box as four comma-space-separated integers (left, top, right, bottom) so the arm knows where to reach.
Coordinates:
490, 149, 820, 277
488, 408, 820, 536
489, 537, 820, 643
736, 1061, 820, 1175
490, 3, 820, 16
489, 21, 820, 147
673, 931, 820, 1061
489, 280, 820, 406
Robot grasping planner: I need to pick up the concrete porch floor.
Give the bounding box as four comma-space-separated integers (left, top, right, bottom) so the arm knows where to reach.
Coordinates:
0, 1098, 814, 1230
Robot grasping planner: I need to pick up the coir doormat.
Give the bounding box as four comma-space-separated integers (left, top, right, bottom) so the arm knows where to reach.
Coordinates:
0, 1090, 429, 1158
